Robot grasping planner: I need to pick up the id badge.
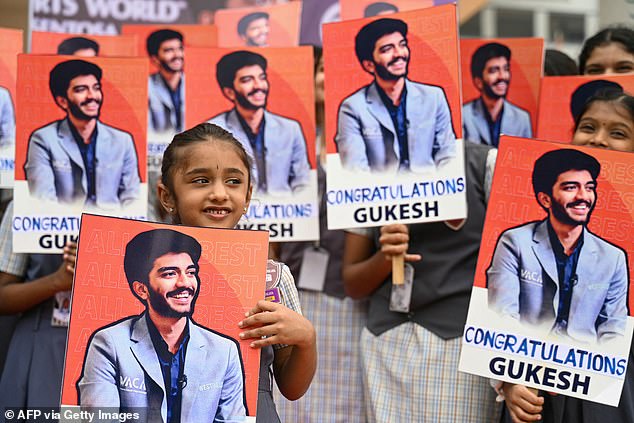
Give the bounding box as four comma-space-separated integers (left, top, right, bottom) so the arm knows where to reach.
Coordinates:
265, 288, 281, 303
389, 263, 414, 313
51, 290, 71, 327
297, 247, 329, 292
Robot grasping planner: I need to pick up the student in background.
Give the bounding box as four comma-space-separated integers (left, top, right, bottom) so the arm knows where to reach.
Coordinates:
0, 205, 76, 408
579, 27, 634, 75
544, 49, 577, 76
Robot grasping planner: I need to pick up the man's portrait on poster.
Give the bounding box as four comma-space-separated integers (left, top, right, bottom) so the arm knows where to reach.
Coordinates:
23, 59, 141, 209
238, 12, 270, 47
0, 86, 15, 146
57, 36, 100, 57
77, 228, 247, 422
364, 2, 399, 17
147, 29, 185, 133
487, 148, 629, 344
462, 42, 532, 147
208, 50, 311, 197
335, 18, 457, 174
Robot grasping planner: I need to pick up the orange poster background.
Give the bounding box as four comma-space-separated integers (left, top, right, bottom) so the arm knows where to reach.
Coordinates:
0, 28, 23, 106
60, 215, 267, 416
14, 55, 147, 182
31, 32, 139, 57
460, 37, 543, 133
537, 74, 634, 143
340, 0, 434, 20
474, 136, 634, 313
185, 46, 317, 169
215, 2, 301, 48
121, 24, 217, 74
323, 4, 462, 154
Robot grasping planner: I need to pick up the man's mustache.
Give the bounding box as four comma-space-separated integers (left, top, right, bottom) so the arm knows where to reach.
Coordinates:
493, 79, 509, 86
247, 88, 268, 97
167, 287, 195, 298
388, 56, 408, 67
80, 99, 101, 107
567, 200, 593, 209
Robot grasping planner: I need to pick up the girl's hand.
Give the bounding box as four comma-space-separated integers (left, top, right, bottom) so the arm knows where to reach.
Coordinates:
238, 300, 316, 349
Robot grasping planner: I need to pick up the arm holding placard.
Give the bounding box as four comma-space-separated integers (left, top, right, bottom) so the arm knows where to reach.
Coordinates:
500, 383, 543, 423
342, 224, 421, 299
0, 202, 77, 314
238, 264, 316, 400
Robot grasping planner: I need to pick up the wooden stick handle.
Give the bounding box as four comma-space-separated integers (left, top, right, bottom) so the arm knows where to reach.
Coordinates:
392, 254, 405, 285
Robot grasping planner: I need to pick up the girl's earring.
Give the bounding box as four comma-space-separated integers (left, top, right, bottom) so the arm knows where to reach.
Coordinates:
243, 207, 247, 213
169, 207, 174, 213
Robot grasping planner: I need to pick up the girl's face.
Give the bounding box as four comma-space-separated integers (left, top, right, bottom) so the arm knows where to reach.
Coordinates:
573, 101, 634, 152
160, 140, 252, 228
584, 42, 634, 75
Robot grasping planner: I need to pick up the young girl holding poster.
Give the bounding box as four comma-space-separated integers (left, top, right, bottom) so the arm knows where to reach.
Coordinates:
157, 122, 316, 421
500, 89, 634, 423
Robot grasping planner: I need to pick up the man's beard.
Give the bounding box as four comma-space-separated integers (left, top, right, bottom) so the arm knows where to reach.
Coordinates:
160, 57, 183, 73
235, 89, 268, 111
246, 37, 260, 47
374, 56, 409, 81
482, 79, 509, 100
147, 286, 196, 318
550, 198, 594, 227
68, 99, 100, 121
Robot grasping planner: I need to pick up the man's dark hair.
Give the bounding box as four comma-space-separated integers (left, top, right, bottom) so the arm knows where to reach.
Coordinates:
237, 12, 269, 36
532, 149, 600, 201
57, 37, 100, 55
216, 50, 267, 90
354, 18, 407, 65
124, 229, 202, 302
470, 42, 511, 79
146, 29, 184, 56
570, 79, 624, 121
363, 2, 398, 17
49, 59, 102, 100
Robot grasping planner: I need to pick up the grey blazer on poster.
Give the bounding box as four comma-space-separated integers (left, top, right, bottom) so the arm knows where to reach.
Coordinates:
209, 109, 311, 196
148, 73, 185, 133
77, 314, 246, 422
335, 79, 457, 173
462, 97, 532, 146
24, 118, 140, 209
487, 219, 628, 343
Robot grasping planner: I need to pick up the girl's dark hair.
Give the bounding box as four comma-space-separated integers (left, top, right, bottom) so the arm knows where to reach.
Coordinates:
573, 89, 634, 131
161, 123, 253, 190
579, 27, 634, 74
544, 49, 577, 76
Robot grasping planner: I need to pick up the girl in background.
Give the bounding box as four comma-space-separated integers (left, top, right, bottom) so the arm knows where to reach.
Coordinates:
579, 27, 634, 75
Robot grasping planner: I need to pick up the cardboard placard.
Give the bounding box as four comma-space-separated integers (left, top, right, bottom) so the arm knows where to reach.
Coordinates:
460, 136, 634, 406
